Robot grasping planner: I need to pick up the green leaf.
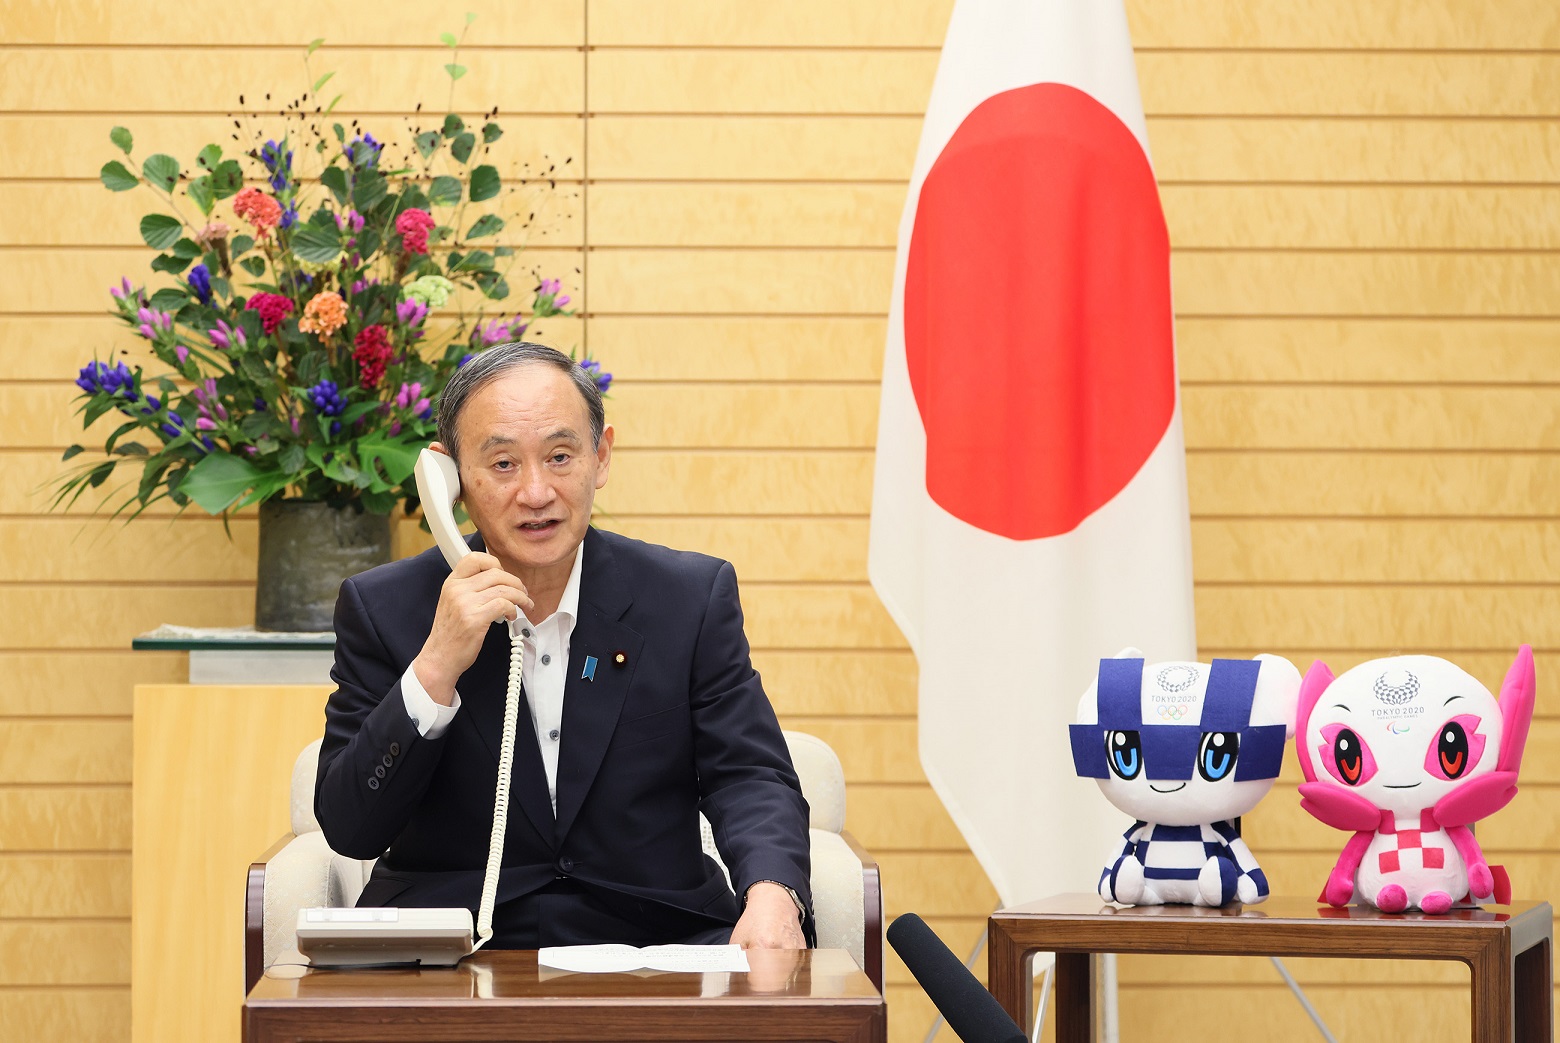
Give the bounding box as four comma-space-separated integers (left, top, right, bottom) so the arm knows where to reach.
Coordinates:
142, 153, 180, 192
148, 287, 188, 312
171, 237, 202, 259
279, 443, 307, 474
100, 160, 139, 192
454, 249, 493, 272
439, 31, 458, 48
352, 170, 387, 211
442, 113, 464, 137
320, 166, 349, 205
413, 130, 441, 159
231, 234, 254, 256
397, 184, 430, 213
211, 159, 244, 199
62, 444, 85, 461
428, 175, 462, 207
114, 441, 150, 456
239, 256, 267, 278
196, 143, 222, 170
465, 10, 476, 23
180, 451, 264, 514
494, 245, 514, 257
292, 222, 342, 264
444, 63, 467, 81
475, 273, 509, 300
139, 213, 183, 249
151, 253, 192, 275
110, 126, 133, 154
468, 165, 500, 202
359, 437, 421, 485
306, 37, 325, 56
450, 132, 475, 165
187, 174, 215, 215
326, 94, 343, 114
481, 122, 503, 144
313, 70, 335, 93
466, 214, 504, 239
332, 123, 345, 143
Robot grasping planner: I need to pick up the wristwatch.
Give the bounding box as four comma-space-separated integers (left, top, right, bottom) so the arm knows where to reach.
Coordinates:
748, 880, 806, 920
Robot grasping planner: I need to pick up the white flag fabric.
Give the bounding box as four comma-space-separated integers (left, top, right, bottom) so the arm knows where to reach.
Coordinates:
868, 0, 1197, 908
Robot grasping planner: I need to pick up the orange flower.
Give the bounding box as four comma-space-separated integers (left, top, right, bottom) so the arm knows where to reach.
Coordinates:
231, 187, 282, 239
299, 291, 348, 338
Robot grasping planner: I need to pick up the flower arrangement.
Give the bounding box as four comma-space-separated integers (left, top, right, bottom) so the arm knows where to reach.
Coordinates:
55, 25, 610, 521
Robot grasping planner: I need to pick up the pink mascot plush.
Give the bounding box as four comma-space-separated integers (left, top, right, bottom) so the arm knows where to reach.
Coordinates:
1295, 646, 1535, 913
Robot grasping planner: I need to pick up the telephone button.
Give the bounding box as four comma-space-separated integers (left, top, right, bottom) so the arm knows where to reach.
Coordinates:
389, 742, 401, 756
374, 765, 387, 779
367, 777, 380, 791
382, 754, 394, 768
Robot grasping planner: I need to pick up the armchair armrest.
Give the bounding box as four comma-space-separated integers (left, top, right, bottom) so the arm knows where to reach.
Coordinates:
840, 829, 883, 993
245, 833, 295, 996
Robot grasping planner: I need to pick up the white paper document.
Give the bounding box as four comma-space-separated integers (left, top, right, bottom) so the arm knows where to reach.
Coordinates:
538, 943, 750, 974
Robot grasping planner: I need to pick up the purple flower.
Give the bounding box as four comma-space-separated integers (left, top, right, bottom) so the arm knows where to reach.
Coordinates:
260, 140, 293, 193
474, 317, 518, 346
458, 352, 476, 367
394, 381, 432, 419
109, 277, 135, 301
538, 278, 561, 296
187, 263, 213, 304
174, 345, 190, 365
307, 379, 347, 417
76, 360, 138, 399
579, 358, 612, 394
279, 202, 299, 231
554, 294, 571, 308
253, 396, 267, 410
346, 134, 382, 169
195, 417, 217, 431
210, 318, 246, 351
396, 298, 429, 327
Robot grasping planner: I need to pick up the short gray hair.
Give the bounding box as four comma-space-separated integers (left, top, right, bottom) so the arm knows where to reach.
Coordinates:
435, 341, 606, 461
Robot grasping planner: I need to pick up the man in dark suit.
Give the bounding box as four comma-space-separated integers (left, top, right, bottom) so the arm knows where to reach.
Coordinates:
316, 342, 812, 949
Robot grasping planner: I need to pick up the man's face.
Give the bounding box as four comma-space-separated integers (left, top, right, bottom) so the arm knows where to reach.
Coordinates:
448, 364, 612, 578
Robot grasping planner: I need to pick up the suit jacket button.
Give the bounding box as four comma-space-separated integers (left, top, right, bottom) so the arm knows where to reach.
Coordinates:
382, 753, 394, 768
374, 765, 386, 779
367, 777, 380, 790
389, 742, 401, 756
557, 857, 575, 873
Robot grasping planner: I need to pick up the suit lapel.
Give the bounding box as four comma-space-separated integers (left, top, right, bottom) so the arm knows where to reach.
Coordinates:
458, 537, 556, 846
553, 529, 643, 843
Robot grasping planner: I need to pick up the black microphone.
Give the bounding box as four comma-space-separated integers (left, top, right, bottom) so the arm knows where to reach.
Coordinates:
886, 912, 1027, 1043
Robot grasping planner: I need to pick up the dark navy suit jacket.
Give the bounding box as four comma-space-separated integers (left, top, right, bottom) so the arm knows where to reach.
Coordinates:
315, 526, 814, 945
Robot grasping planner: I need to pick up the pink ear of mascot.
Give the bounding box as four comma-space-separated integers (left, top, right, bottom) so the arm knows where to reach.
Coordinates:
1072, 646, 1536, 913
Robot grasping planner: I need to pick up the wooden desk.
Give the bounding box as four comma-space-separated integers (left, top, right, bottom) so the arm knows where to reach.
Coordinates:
244, 948, 884, 1043
988, 894, 1553, 1043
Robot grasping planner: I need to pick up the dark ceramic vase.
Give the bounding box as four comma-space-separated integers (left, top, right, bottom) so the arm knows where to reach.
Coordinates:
254, 499, 391, 632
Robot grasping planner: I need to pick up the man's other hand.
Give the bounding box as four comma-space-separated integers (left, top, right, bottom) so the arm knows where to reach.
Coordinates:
730, 882, 805, 949
412, 552, 533, 705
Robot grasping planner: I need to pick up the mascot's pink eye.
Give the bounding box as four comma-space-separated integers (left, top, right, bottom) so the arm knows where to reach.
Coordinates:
1332, 728, 1364, 785
1438, 721, 1470, 779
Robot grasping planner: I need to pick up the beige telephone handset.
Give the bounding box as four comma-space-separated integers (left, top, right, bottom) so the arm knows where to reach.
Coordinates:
295, 448, 524, 968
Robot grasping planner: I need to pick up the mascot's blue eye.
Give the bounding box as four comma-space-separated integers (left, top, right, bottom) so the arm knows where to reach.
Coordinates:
1198, 731, 1239, 782
1106, 730, 1142, 780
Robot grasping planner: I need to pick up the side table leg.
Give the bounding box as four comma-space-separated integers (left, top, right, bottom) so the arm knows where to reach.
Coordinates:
1470, 940, 1515, 1043
1054, 953, 1095, 1043
987, 924, 1033, 1034
1514, 937, 1552, 1042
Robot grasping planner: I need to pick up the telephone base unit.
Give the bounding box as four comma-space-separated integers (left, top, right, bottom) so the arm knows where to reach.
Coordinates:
295, 906, 475, 968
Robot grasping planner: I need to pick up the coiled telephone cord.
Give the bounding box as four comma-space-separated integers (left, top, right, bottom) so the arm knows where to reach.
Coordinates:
472, 626, 523, 950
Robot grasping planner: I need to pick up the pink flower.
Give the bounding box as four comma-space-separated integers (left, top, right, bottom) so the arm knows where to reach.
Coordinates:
195, 221, 230, 249
232, 187, 283, 239
174, 345, 190, 365
195, 417, 216, 431
395, 208, 436, 255
246, 293, 294, 334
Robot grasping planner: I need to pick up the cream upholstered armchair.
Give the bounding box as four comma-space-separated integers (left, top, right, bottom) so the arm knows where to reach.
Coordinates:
245, 730, 883, 991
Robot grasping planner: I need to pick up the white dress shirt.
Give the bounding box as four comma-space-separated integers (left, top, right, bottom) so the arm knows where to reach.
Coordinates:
402, 544, 585, 815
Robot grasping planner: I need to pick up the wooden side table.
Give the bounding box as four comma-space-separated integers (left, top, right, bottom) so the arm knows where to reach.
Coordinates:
988, 894, 1552, 1043
245, 948, 885, 1043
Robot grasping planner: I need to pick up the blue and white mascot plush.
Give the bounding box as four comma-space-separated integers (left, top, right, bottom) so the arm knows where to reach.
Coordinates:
1069, 650, 1301, 906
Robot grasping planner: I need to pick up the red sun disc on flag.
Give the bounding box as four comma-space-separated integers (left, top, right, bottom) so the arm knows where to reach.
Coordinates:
903, 83, 1177, 540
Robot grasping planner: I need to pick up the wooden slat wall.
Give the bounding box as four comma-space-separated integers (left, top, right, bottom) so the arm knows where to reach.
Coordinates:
3, 2, 1556, 1041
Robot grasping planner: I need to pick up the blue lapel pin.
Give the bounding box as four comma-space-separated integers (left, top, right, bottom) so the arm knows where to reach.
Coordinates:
582, 655, 598, 682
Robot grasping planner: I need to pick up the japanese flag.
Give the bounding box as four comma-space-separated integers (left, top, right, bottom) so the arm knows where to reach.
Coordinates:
868, 0, 1197, 908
